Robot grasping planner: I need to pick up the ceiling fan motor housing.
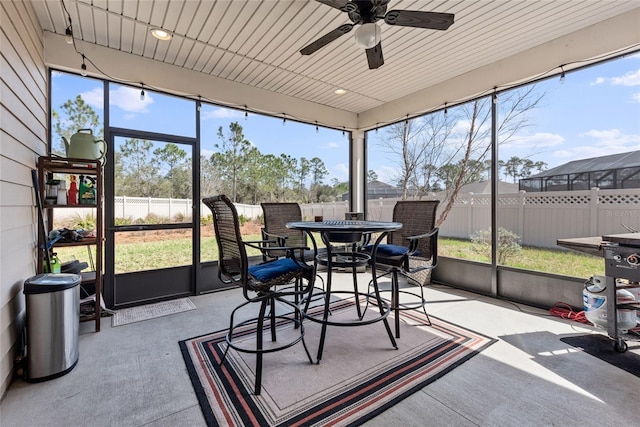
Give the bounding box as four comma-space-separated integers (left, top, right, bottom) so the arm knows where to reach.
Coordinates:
344, 0, 389, 24
300, 0, 454, 70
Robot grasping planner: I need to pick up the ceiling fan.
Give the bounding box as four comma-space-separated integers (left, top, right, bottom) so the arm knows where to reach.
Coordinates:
300, 0, 455, 69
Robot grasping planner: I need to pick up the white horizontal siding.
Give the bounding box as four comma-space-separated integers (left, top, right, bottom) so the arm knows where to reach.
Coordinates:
0, 0, 46, 399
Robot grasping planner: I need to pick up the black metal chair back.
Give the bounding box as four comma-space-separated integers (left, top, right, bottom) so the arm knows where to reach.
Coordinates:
202, 195, 314, 395
366, 199, 440, 338
261, 202, 307, 259
388, 200, 439, 264
204, 195, 246, 285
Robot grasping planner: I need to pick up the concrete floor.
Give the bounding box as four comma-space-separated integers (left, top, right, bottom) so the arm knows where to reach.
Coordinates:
2, 271, 639, 426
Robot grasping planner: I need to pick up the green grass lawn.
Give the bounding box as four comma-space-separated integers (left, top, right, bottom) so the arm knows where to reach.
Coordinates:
438, 237, 603, 278
54, 235, 603, 278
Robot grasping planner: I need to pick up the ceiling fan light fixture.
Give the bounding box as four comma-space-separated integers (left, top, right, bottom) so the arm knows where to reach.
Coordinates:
150, 28, 172, 41
354, 23, 380, 49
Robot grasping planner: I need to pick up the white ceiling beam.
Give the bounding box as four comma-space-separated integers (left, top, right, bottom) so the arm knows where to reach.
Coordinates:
358, 9, 640, 130
43, 32, 359, 131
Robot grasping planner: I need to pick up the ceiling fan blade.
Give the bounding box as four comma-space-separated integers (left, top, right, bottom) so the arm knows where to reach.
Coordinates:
384, 10, 455, 30
300, 24, 353, 55
366, 42, 384, 69
314, 0, 349, 11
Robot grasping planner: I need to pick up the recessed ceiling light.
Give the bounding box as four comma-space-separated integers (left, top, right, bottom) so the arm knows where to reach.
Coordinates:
150, 28, 172, 41
335, 88, 346, 95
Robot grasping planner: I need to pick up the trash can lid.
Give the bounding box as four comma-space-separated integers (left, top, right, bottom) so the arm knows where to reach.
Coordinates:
23, 273, 81, 294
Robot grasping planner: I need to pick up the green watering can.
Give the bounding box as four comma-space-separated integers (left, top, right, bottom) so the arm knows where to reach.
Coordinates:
62, 129, 107, 164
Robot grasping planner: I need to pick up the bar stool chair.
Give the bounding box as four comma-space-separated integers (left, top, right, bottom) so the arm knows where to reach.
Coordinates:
203, 195, 314, 395
362, 200, 439, 338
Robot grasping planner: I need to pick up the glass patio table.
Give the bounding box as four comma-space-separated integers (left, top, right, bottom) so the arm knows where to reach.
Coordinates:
286, 220, 402, 363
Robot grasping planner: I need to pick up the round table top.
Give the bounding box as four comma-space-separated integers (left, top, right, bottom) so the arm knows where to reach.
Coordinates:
286, 220, 402, 233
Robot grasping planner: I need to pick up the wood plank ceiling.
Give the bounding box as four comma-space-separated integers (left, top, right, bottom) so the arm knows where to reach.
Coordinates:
34, 0, 640, 128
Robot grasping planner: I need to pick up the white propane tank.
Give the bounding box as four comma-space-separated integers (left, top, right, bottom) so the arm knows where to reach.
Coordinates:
583, 275, 637, 333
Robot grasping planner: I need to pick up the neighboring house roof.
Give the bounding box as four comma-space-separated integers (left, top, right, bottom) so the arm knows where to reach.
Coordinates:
342, 180, 403, 200
526, 150, 640, 178
432, 180, 519, 198
367, 180, 404, 197
458, 180, 519, 194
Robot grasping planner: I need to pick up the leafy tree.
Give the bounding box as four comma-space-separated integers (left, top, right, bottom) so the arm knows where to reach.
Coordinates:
153, 143, 189, 197
170, 167, 192, 201
498, 156, 547, 182
242, 146, 267, 204
215, 122, 251, 202
117, 138, 160, 197
314, 184, 337, 202
297, 157, 311, 200
52, 95, 103, 155
309, 157, 329, 202
278, 154, 297, 201
310, 157, 328, 186
331, 178, 349, 198
368, 170, 378, 182
436, 159, 486, 189
259, 154, 282, 202
502, 156, 522, 183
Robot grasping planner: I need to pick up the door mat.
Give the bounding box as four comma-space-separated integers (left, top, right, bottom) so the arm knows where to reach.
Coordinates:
180, 298, 495, 426
560, 333, 640, 378
112, 297, 196, 327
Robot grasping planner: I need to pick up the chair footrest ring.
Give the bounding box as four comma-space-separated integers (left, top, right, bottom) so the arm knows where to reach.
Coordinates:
316, 251, 370, 268
303, 291, 391, 327
226, 313, 306, 355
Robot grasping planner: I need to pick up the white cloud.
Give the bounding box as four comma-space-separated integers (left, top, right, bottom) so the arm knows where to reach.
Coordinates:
109, 86, 153, 113
580, 128, 640, 145
632, 92, 640, 103
590, 68, 640, 87
326, 141, 340, 149
611, 69, 640, 86
551, 129, 640, 161
332, 163, 349, 181
202, 107, 244, 120
79, 88, 104, 110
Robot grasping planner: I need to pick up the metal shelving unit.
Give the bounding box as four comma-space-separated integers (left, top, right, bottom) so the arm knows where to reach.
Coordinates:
37, 156, 103, 332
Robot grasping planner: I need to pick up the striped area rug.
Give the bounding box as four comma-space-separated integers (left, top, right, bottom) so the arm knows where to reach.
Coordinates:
179, 299, 494, 426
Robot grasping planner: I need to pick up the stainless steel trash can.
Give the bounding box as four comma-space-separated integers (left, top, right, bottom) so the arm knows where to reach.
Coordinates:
23, 273, 81, 382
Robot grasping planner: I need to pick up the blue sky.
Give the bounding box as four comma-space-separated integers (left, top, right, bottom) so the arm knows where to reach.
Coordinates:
51, 52, 639, 185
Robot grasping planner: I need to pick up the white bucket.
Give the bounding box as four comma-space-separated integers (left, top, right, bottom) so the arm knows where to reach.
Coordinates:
583, 276, 637, 333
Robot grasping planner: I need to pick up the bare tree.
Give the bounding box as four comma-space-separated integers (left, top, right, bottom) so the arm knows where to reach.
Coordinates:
378, 115, 455, 199
435, 85, 544, 226
376, 85, 544, 227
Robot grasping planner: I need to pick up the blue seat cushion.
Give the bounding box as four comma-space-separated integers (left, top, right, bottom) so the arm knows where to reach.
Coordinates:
248, 258, 301, 282
363, 244, 421, 257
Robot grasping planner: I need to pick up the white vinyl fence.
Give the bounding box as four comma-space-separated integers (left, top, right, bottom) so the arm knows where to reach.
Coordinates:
54, 196, 262, 224
55, 188, 640, 248
303, 188, 640, 248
